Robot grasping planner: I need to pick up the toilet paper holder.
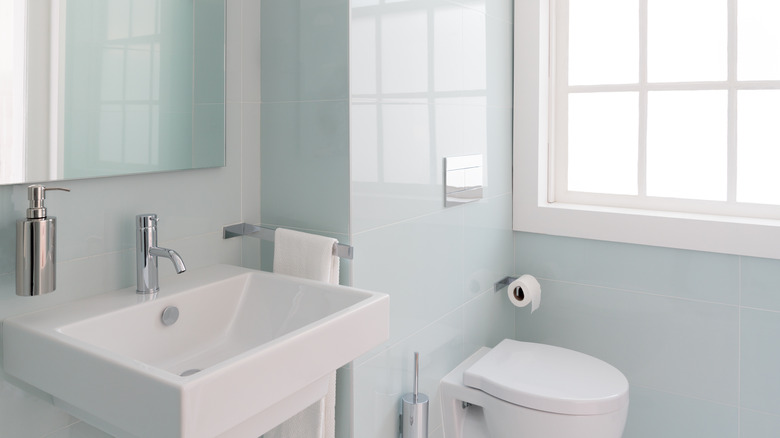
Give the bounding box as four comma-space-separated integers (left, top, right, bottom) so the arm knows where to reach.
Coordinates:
494, 276, 519, 293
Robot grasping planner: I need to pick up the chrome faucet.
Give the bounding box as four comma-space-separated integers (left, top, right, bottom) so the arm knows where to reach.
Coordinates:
136, 214, 186, 294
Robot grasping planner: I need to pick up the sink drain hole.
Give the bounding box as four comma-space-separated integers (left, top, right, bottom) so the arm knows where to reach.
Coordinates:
179, 369, 201, 377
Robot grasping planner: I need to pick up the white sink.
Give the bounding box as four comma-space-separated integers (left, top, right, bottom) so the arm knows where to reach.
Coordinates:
2, 264, 389, 437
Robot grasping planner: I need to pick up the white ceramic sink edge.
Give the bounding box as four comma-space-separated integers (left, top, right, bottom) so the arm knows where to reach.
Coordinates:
2, 264, 389, 437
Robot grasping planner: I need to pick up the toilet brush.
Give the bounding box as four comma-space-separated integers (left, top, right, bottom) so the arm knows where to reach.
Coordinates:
400, 352, 429, 438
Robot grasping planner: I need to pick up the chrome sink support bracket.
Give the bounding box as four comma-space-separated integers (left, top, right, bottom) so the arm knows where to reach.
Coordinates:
222, 223, 354, 260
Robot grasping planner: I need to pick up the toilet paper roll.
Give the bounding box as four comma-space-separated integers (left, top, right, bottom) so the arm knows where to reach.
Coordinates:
507, 275, 541, 312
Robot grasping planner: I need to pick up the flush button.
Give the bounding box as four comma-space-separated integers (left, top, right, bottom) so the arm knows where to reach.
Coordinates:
161, 306, 179, 326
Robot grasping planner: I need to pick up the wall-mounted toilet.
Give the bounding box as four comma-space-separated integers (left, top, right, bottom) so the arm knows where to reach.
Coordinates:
440, 339, 629, 438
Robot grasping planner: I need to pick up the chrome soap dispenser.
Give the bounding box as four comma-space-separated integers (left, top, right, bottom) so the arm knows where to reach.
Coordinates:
16, 185, 70, 296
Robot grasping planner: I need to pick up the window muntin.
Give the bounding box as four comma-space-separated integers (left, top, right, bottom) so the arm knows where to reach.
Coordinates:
554, 0, 780, 220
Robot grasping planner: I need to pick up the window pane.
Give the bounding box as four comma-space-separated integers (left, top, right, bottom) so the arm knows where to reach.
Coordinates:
648, 0, 727, 82
568, 0, 638, 86
568, 92, 638, 195
647, 91, 727, 201
737, 90, 780, 205
738, 0, 780, 80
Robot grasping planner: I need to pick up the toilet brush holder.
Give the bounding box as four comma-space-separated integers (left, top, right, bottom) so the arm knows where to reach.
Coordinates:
400, 352, 429, 438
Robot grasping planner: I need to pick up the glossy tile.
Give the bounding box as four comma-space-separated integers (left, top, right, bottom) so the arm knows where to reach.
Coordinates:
379, 8, 429, 94
622, 386, 738, 438
353, 309, 465, 438
463, 287, 514, 354
515, 280, 739, 404
514, 232, 740, 304
448, 0, 514, 22
741, 256, 780, 312
352, 207, 465, 359
463, 194, 514, 296
43, 421, 113, 438
225, 0, 243, 103
241, 0, 262, 102
260, 100, 349, 234
260, 0, 349, 102
0, 380, 76, 438
741, 308, 780, 414
740, 409, 780, 438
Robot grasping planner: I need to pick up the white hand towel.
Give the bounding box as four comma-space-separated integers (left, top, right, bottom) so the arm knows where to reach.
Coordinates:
272, 228, 340, 285
265, 228, 339, 438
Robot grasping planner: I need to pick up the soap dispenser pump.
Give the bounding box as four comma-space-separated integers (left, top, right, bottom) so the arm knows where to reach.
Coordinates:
16, 185, 70, 296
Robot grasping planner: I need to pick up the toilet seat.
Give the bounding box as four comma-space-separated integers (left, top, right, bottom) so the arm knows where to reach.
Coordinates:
462, 339, 629, 416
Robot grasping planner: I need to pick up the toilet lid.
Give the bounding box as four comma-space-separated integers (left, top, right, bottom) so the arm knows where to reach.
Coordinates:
462, 340, 629, 415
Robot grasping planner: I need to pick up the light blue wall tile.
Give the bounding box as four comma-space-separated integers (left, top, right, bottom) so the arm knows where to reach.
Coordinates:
260, 100, 349, 234
483, 107, 513, 196
0, 380, 76, 438
463, 194, 514, 296
352, 207, 465, 359
43, 421, 114, 438
353, 309, 465, 438
463, 287, 514, 354
623, 386, 738, 438
260, 0, 349, 102
741, 256, 780, 312
515, 280, 739, 405
741, 308, 780, 414
483, 13, 513, 109
515, 232, 740, 304
740, 409, 780, 438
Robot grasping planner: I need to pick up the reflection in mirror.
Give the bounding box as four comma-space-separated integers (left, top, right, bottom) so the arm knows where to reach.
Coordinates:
0, 0, 225, 186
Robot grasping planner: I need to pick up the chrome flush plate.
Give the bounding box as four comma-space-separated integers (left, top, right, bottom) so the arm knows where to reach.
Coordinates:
445, 154, 483, 207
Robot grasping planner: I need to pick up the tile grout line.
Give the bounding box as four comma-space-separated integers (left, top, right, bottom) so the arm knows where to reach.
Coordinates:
737, 255, 742, 437
540, 277, 742, 308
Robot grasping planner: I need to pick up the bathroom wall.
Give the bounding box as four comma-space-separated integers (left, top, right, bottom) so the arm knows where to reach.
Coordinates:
0, 1, 260, 435
348, 1, 515, 437
258, 0, 351, 280
514, 232, 780, 438
257, 0, 353, 435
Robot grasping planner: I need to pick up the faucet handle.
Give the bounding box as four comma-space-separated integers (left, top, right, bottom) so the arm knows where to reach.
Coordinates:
136, 213, 159, 229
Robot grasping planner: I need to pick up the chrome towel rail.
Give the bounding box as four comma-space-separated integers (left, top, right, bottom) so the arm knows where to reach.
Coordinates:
222, 223, 354, 260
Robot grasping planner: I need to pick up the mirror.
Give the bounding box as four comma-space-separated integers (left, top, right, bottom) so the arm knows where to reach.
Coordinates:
0, 0, 225, 185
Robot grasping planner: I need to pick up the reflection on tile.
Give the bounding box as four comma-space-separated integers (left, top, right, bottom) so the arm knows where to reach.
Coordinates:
741, 308, 780, 415
380, 9, 429, 94
623, 386, 737, 438
515, 232, 740, 304
515, 280, 739, 405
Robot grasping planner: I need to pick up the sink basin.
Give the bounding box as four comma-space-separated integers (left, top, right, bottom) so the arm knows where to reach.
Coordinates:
2, 264, 389, 437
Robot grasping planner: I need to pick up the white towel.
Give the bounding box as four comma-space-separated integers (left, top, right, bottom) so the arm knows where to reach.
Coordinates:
265, 228, 339, 438
272, 228, 340, 285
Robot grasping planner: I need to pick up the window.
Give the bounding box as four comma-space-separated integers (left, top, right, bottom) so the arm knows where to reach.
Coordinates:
513, 0, 780, 259
554, 0, 780, 220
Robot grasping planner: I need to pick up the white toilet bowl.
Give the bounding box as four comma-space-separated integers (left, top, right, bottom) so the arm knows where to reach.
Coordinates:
439, 339, 629, 438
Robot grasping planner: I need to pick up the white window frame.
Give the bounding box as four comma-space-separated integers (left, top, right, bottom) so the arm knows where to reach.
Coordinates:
512, 0, 780, 260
